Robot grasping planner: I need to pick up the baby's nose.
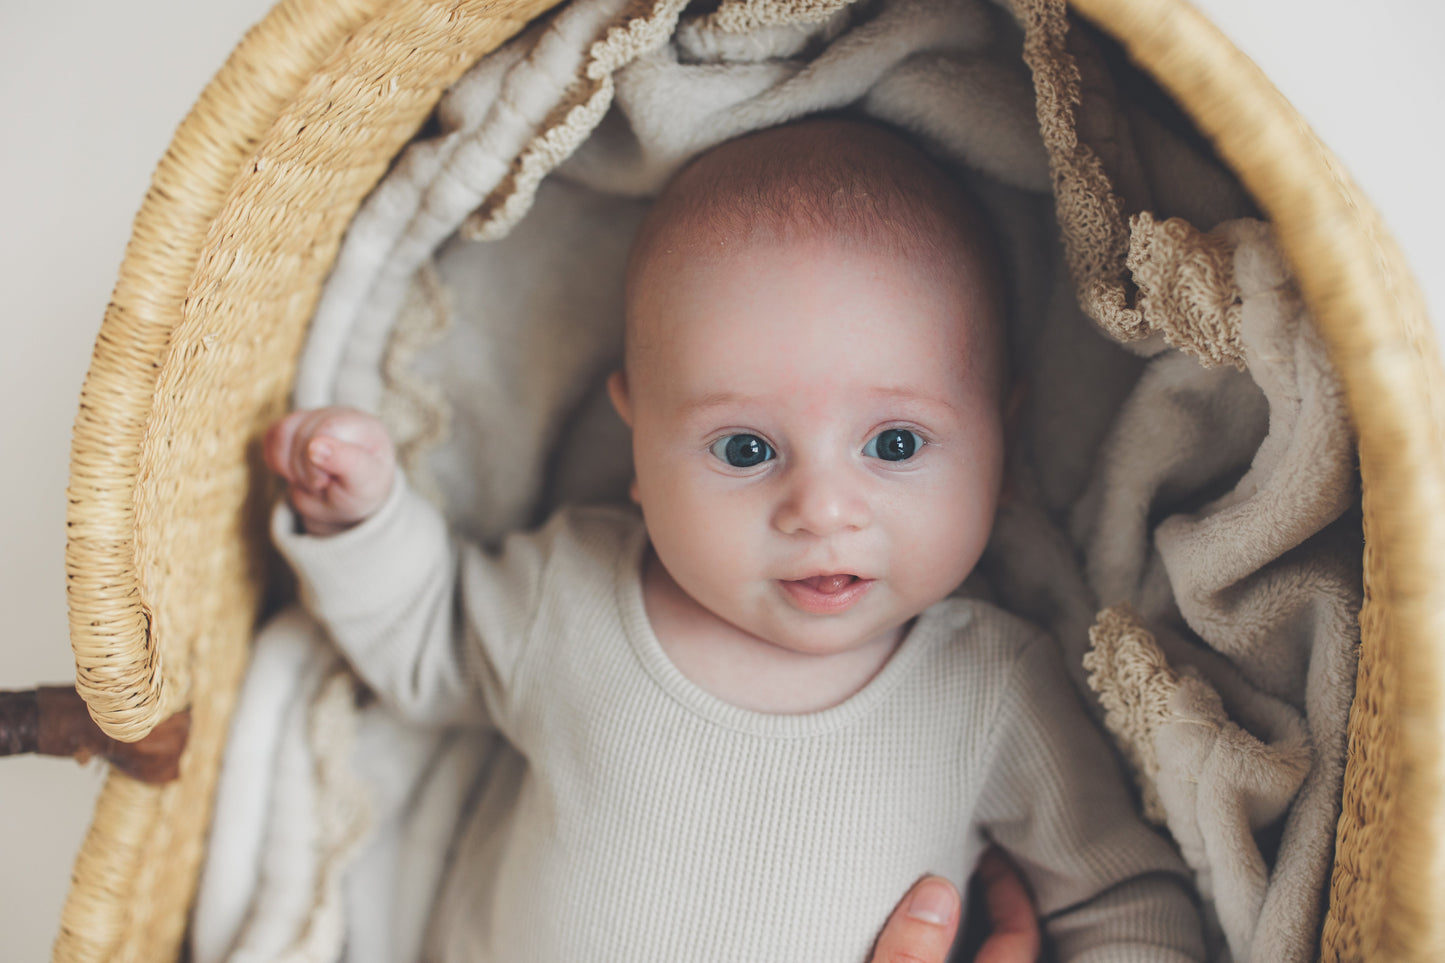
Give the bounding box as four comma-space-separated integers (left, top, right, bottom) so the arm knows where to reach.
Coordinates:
772, 466, 870, 537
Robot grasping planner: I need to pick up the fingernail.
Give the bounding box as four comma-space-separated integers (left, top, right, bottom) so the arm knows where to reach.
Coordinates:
907, 880, 954, 925
309, 438, 333, 463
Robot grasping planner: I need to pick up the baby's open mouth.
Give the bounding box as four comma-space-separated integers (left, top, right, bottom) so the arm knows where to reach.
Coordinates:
779, 574, 873, 614
793, 574, 860, 595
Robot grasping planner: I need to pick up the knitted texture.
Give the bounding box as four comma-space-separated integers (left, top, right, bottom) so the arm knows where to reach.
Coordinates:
1128, 213, 1246, 368
1083, 604, 1176, 824
703, 0, 857, 33
1011, 0, 1140, 340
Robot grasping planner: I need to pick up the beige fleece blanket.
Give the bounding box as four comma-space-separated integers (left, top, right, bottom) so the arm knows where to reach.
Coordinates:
192, 1, 1360, 961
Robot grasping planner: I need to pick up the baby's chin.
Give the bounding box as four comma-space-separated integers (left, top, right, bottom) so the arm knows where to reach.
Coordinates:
748, 609, 914, 661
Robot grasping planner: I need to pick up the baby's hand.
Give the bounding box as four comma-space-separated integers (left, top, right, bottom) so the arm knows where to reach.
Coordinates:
263, 406, 396, 536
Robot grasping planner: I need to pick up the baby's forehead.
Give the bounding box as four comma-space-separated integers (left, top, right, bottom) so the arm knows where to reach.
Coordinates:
626, 201, 1001, 351
628, 235, 1003, 401
624, 118, 1007, 391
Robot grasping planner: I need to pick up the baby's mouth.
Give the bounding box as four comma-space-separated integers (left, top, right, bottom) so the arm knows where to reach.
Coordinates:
793, 574, 860, 595
778, 573, 873, 614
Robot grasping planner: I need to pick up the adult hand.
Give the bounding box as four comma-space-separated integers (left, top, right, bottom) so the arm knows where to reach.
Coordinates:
972, 847, 1041, 963
869, 848, 1040, 963
870, 875, 961, 963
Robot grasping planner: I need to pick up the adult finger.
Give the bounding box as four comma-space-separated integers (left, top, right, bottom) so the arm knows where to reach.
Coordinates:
974, 848, 1040, 963
869, 875, 960, 963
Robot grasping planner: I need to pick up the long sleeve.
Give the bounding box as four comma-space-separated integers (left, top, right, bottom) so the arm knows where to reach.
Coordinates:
272, 476, 550, 728
975, 634, 1206, 962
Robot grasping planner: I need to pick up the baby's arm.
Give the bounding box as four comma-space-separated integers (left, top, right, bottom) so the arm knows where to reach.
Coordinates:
976, 634, 1205, 962
265, 407, 544, 728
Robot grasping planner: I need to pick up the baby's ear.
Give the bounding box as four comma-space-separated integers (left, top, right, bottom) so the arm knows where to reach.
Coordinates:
607, 370, 633, 428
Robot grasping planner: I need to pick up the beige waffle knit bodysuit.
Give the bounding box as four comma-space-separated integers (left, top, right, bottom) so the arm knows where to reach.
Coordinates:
274, 479, 1204, 962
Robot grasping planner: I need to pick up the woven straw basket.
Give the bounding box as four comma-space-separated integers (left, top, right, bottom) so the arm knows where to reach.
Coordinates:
55, 0, 1445, 960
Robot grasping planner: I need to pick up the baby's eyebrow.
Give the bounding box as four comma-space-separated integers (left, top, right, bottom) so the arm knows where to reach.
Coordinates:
867, 386, 959, 415
678, 387, 961, 420
679, 390, 749, 416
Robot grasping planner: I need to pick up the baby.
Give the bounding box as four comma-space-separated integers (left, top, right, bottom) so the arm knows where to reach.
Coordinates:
266, 119, 1204, 961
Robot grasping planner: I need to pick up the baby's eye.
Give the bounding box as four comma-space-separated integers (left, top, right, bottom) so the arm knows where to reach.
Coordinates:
864, 428, 923, 462
710, 434, 776, 468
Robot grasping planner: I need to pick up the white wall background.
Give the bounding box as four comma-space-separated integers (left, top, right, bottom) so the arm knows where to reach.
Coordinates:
1, 0, 1440, 958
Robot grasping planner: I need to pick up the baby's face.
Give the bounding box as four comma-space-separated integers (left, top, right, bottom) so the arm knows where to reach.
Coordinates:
616, 237, 1005, 659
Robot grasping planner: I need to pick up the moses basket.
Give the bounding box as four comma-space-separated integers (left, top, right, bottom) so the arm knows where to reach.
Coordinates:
47, 0, 1445, 959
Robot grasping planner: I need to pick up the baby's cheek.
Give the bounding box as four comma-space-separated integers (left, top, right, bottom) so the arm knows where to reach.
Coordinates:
901, 502, 988, 591
679, 509, 750, 574
667, 502, 757, 594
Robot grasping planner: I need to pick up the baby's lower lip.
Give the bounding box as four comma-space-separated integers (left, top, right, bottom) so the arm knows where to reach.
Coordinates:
778, 575, 874, 614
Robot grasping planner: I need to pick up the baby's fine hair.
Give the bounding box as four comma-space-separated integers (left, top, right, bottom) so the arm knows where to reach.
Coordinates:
625, 116, 1008, 399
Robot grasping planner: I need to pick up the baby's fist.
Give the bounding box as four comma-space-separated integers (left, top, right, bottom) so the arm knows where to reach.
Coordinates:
264, 407, 396, 536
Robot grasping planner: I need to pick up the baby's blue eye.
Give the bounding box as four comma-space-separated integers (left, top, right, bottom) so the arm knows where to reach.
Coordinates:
710, 434, 775, 468
864, 428, 922, 462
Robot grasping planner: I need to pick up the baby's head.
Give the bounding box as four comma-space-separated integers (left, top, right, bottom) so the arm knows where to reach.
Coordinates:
609, 117, 1009, 658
